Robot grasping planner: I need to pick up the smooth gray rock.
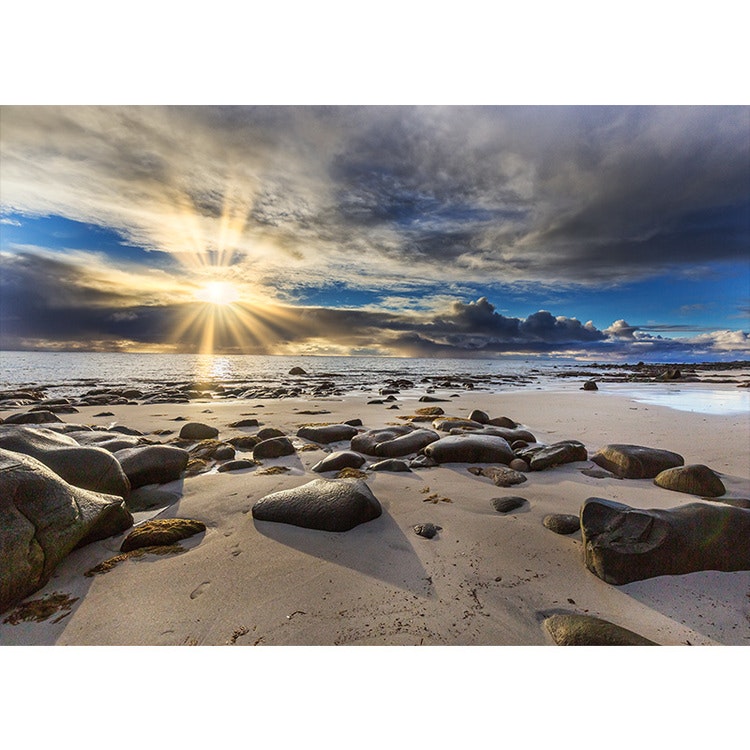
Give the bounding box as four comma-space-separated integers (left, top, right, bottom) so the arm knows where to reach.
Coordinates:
296, 424, 359, 444
654, 464, 726, 497
0, 448, 132, 613
529, 440, 587, 471
450, 425, 537, 443
368, 458, 411, 472
217, 459, 257, 473
580, 497, 750, 584
468, 409, 490, 424
542, 513, 580, 534
67, 430, 141, 453
3, 410, 63, 425
179, 422, 219, 440
0, 425, 130, 498
252, 436, 296, 460
311, 450, 366, 473
351, 425, 439, 457
423, 434, 514, 464
252, 478, 382, 531
590, 444, 684, 479
114, 445, 189, 488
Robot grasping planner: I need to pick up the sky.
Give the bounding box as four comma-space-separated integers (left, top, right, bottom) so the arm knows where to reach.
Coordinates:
1, 105, 748, 361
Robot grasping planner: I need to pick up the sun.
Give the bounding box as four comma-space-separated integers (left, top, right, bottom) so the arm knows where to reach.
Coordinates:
195, 281, 241, 306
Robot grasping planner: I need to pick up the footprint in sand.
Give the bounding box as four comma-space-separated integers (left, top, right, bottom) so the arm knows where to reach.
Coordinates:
190, 581, 211, 599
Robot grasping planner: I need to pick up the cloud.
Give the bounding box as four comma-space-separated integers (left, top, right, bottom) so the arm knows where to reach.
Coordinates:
1, 106, 747, 296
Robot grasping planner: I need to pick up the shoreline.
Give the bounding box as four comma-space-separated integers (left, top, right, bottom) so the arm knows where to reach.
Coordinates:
1, 387, 748, 646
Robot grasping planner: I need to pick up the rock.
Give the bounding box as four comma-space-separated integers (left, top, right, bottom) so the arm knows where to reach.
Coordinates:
542, 514, 580, 534
468, 465, 526, 487
703, 497, 750, 509
418, 395, 449, 402
114, 445, 189, 488
424, 435, 514, 464
3, 410, 63, 425
544, 614, 658, 646
580, 497, 750, 584
120, 518, 206, 553
179, 422, 219, 440
659, 368, 681, 380
491, 496, 527, 513
0, 449, 132, 613
0, 425, 131, 498
228, 418, 259, 428
529, 440, 587, 471
217, 459, 257, 472
368, 458, 411, 472
451, 425, 537, 443
252, 437, 296, 460
66, 430, 141, 453
591, 444, 684, 479
252, 478, 382, 532
409, 455, 438, 469
288, 367, 307, 375
296, 424, 359, 444
125, 486, 181, 512
189, 439, 235, 460
311, 450, 366, 473
468, 409, 490, 424
432, 417, 484, 432
256, 427, 286, 441
414, 406, 444, 416
509, 458, 529, 472
487, 416, 518, 428
582, 380, 598, 391
344, 418, 363, 427
351, 425, 439, 457
227, 435, 260, 450
413, 523, 441, 539
654, 464, 726, 497
580, 467, 620, 479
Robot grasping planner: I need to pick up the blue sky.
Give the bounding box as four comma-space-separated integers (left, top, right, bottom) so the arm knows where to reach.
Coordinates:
1, 106, 748, 360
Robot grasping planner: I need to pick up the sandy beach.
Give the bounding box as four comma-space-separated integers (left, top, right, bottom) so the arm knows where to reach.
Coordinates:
1, 384, 748, 647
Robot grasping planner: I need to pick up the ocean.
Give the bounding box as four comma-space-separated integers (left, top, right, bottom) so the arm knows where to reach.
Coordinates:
1, 350, 748, 415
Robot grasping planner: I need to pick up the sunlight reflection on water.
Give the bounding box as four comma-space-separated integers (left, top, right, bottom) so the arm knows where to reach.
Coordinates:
612, 387, 750, 415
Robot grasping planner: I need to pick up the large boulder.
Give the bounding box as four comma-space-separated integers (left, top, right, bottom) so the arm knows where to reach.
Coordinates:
0, 425, 130, 498
311, 450, 366, 473
179, 422, 219, 440
351, 425, 439, 457
296, 424, 359, 444
590, 444, 684, 479
544, 614, 657, 646
654, 464, 726, 497
252, 478, 382, 532
423, 434, 514, 465
580, 497, 750, 584
0, 448, 132, 613
114, 445, 190, 488
529, 440, 587, 471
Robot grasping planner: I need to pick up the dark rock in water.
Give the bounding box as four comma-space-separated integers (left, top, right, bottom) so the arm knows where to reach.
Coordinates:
125, 486, 181, 512
487, 416, 517, 429
491, 496, 527, 513
542, 514, 580, 534
0, 448, 132, 613
0, 425, 131, 498
529, 440, 587, 471
120, 518, 206, 553
413, 523, 441, 539
581, 380, 598, 391
654, 464, 726, 497
591, 444, 684, 479
424, 435, 514, 465
253, 436, 296, 460
419, 395, 450, 402
469, 409, 490, 424
369, 458, 411, 472
544, 614, 658, 646
256, 427, 286, 441
351, 425, 439, 457
288, 367, 307, 375
311, 450, 366, 473
217, 459, 257, 473
229, 418, 259, 428
509, 458, 529, 472
114, 445, 189, 488
4, 410, 63, 425
468, 465, 526, 487
252, 478, 382, 532
179, 422, 219, 440
580, 497, 750, 584
297, 424, 359, 444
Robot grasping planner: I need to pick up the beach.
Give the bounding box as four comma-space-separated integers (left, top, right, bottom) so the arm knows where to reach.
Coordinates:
1, 380, 748, 647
